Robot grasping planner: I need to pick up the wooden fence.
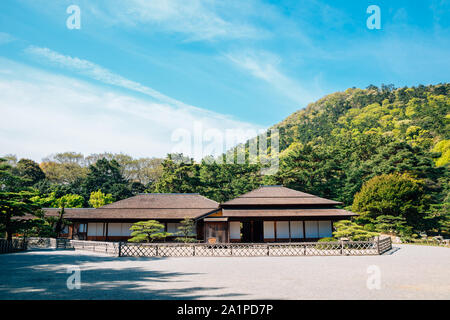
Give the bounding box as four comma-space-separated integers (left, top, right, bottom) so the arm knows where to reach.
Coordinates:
27, 237, 57, 249
117, 237, 392, 257
377, 237, 392, 254
0, 237, 392, 257
0, 239, 27, 254
70, 240, 119, 256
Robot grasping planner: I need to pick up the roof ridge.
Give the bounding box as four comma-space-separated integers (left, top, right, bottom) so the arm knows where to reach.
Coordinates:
137, 193, 201, 195
239, 196, 317, 198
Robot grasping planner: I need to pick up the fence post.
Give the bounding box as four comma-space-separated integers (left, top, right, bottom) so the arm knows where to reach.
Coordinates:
193, 245, 195, 256
156, 245, 159, 256
376, 237, 381, 255
118, 242, 122, 257
267, 244, 270, 256
340, 241, 344, 255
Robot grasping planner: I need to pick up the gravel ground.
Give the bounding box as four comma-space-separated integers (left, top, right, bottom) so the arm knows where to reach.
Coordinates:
0, 244, 449, 300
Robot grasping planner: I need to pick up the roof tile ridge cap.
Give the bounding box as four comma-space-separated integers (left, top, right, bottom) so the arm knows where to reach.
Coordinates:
238, 195, 319, 198
43, 207, 95, 209
98, 194, 144, 208
197, 194, 220, 204
137, 192, 201, 195
99, 207, 217, 210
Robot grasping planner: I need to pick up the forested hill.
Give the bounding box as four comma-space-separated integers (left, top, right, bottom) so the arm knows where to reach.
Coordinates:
263, 84, 449, 205
274, 84, 449, 154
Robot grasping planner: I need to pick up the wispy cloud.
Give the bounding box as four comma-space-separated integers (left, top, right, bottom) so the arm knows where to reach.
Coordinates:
225, 50, 319, 106
77, 0, 267, 42
0, 57, 263, 161
24, 45, 247, 119
0, 32, 15, 45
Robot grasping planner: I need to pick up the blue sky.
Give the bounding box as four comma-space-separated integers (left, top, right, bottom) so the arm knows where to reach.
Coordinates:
0, 0, 449, 161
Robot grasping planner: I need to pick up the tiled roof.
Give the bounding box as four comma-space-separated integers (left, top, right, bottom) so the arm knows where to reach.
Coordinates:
222, 186, 341, 206
100, 193, 219, 209
39, 194, 219, 220
221, 208, 356, 217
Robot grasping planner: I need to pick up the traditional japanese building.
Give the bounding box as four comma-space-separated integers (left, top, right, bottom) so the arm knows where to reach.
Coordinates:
43, 185, 356, 243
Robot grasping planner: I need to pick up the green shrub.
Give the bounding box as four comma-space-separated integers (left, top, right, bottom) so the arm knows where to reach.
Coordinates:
318, 237, 336, 242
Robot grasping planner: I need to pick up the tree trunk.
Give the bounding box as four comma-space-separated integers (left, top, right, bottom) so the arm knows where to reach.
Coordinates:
54, 207, 65, 237
5, 212, 12, 241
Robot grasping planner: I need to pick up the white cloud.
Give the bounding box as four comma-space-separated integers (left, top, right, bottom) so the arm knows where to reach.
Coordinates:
225, 50, 318, 106
25, 46, 189, 110
79, 0, 266, 42
0, 58, 263, 161
0, 32, 15, 45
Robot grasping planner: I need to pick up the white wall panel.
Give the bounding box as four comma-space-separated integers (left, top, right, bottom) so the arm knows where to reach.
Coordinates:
108, 223, 122, 236
167, 223, 181, 234
305, 221, 319, 238
319, 221, 332, 238
264, 221, 275, 239
121, 223, 133, 236
290, 221, 304, 238
229, 222, 241, 240
276, 221, 290, 239
87, 223, 103, 236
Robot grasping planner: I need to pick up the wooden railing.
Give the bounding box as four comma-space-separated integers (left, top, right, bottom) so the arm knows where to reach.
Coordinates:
0, 239, 27, 254
117, 239, 390, 257
377, 237, 392, 254
70, 240, 119, 256
1, 237, 393, 257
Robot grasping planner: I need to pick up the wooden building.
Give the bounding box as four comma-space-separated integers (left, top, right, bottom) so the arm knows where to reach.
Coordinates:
44, 185, 356, 243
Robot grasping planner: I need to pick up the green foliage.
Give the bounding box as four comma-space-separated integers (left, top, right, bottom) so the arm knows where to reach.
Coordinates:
373, 215, 412, 237
317, 237, 335, 242
352, 173, 430, 228
56, 194, 84, 208
333, 220, 379, 241
82, 158, 132, 201
175, 218, 197, 243
0, 158, 42, 240
432, 140, 450, 167
128, 220, 171, 243
88, 189, 114, 208
15, 159, 46, 186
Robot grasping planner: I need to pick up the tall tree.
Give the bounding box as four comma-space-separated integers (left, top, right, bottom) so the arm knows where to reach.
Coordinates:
0, 159, 41, 240
352, 173, 431, 229
16, 159, 46, 186
82, 158, 131, 201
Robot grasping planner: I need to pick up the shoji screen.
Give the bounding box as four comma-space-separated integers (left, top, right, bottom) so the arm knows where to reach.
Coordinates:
229, 222, 241, 240
305, 221, 319, 238
318, 221, 332, 238
290, 221, 304, 239
263, 221, 275, 239
276, 221, 290, 239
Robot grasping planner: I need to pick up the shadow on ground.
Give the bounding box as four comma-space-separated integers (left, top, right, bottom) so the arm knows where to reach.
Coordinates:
0, 250, 245, 300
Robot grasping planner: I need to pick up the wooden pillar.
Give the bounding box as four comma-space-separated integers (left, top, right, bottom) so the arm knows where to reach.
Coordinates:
288, 221, 291, 242
302, 221, 306, 240
274, 221, 277, 242
68, 224, 73, 239
105, 222, 109, 241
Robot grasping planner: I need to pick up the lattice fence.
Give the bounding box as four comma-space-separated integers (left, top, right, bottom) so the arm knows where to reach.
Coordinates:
0, 239, 27, 254
70, 240, 119, 256
118, 239, 389, 257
